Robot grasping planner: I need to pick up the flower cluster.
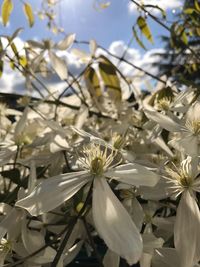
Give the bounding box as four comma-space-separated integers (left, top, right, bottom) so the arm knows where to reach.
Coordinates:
1, 53, 200, 267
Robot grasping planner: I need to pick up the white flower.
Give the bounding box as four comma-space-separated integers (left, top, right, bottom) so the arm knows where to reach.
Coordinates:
145, 101, 200, 156
174, 191, 200, 267
165, 156, 200, 267
16, 143, 160, 265
165, 156, 200, 198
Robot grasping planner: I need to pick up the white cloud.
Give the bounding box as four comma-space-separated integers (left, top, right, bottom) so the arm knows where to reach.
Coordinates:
0, 38, 166, 97
128, 0, 182, 15
106, 41, 165, 88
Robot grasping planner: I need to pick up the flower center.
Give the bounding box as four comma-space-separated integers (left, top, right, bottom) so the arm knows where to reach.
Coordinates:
78, 143, 118, 177
179, 172, 193, 188
186, 119, 200, 135
157, 97, 171, 111
90, 157, 104, 176
0, 238, 12, 253
15, 133, 32, 146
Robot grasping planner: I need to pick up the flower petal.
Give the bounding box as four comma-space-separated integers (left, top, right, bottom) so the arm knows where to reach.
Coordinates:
174, 191, 200, 267
92, 178, 143, 265
103, 249, 120, 267
0, 208, 21, 240
152, 248, 180, 267
105, 163, 159, 187
168, 134, 199, 156
144, 108, 181, 132
16, 171, 90, 216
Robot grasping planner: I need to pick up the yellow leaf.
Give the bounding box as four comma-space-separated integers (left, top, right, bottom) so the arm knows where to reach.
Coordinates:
100, 2, 111, 9
1, 0, 13, 26
84, 66, 105, 111
85, 67, 102, 98
19, 56, 27, 67
99, 56, 122, 103
93, 0, 111, 11
10, 60, 15, 70
23, 2, 34, 27
132, 27, 146, 50
195, 0, 200, 12
0, 60, 3, 77
137, 16, 153, 43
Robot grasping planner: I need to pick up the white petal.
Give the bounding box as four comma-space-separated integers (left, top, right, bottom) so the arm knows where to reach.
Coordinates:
14, 107, 29, 139
63, 241, 83, 266
174, 191, 200, 267
21, 219, 57, 264
143, 233, 164, 254
140, 177, 168, 200
92, 178, 143, 265
144, 108, 181, 132
123, 198, 144, 231
27, 160, 37, 194
49, 51, 68, 80
16, 171, 90, 216
105, 163, 159, 187
56, 33, 76, 50
21, 215, 44, 254
30, 246, 57, 264
187, 101, 200, 122
103, 249, 120, 267
0, 208, 22, 240
140, 253, 152, 267
169, 134, 199, 156
152, 248, 180, 267
153, 136, 174, 157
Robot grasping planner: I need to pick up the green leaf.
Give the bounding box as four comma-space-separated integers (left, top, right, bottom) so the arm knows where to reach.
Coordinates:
1, 0, 13, 26
137, 16, 153, 43
23, 2, 34, 27
99, 56, 122, 102
132, 27, 146, 50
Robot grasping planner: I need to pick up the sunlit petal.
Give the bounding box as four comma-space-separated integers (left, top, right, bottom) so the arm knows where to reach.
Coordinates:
93, 178, 143, 265
105, 163, 159, 187
16, 171, 90, 216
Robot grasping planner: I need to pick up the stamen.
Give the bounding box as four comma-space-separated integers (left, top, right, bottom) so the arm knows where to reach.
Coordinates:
77, 143, 118, 177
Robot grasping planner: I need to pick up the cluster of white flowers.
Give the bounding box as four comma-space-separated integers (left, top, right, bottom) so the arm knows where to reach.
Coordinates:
1, 62, 200, 267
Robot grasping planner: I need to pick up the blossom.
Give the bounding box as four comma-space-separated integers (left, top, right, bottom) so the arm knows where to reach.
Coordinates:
144, 101, 200, 156
165, 156, 200, 197
16, 143, 159, 264
165, 156, 200, 267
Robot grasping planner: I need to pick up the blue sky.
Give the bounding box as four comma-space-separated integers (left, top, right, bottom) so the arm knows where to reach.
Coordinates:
1, 0, 182, 50
0, 0, 183, 95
